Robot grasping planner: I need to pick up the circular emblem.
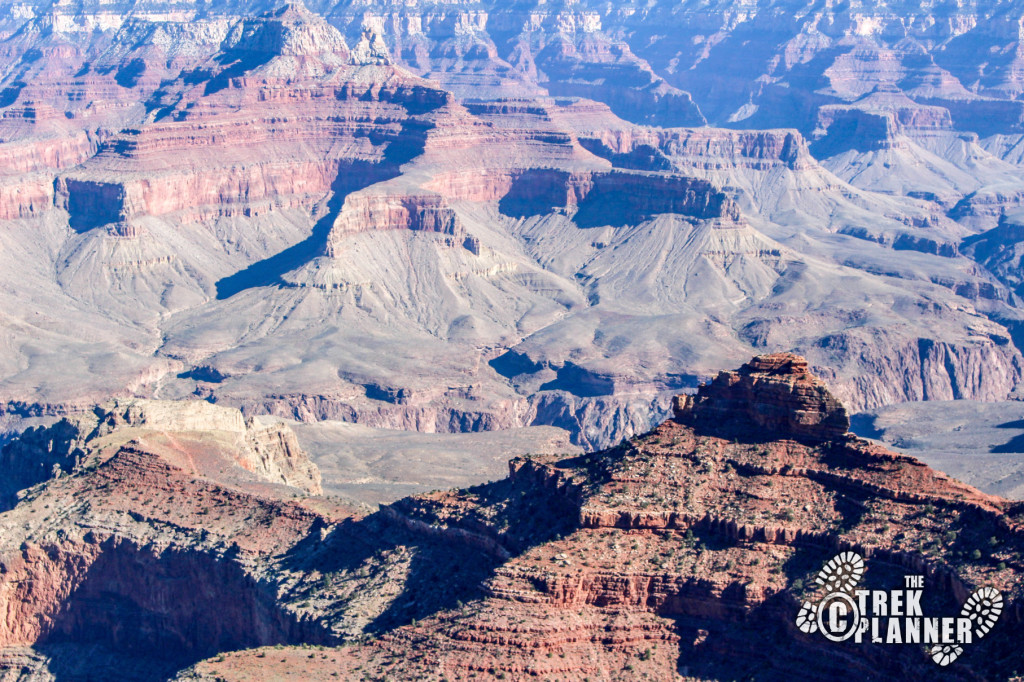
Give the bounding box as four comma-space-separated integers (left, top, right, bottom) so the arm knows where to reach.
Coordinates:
816, 592, 860, 642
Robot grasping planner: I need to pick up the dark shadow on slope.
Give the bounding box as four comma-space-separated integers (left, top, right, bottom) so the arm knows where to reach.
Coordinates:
0, 80, 26, 108
488, 349, 545, 379
214, 119, 434, 300
991, 425, 1024, 454
142, 85, 180, 122
0, 420, 83, 512
279, 513, 502, 637
176, 364, 227, 383
848, 413, 883, 440
578, 137, 673, 171
201, 47, 276, 97
280, 466, 584, 635
213, 160, 383, 299
539, 362, 616, 397
33, 641, 183, 682
497, 168, 572, 218
36, 538, 330, 682
20, 48, 42, 64
754, 555, 971, 680
498, 168, 733, 228
667, 531, 961, 678
114, 58, 147, 89
63, 179, 126, 233
809, 109, 895, 158
674, 408, 846, 449
667, 597, 882, 682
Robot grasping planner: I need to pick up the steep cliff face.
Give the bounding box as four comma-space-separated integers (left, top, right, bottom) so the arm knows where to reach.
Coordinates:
0, 424, 337, 679
0, 398, 322, 511
0, 405, 505, 678
49, 6, 446, 230
1, 536, 321, 665
962, 215, 1024, 300
324, 192, 464, 256
1, 355, 1021, 680
579, 125, 812, 172
223, 3, 350, 59
0, 419, 85, 511
174, 354, 1024, 682
498, 168, 740, 225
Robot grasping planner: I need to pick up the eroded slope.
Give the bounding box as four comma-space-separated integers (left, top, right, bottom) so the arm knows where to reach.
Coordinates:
171, 354, 1024, 681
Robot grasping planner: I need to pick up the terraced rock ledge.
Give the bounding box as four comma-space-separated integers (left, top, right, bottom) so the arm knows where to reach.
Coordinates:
169, 353, 1021, 681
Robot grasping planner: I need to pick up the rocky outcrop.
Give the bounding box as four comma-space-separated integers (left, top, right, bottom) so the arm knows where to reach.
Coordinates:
499, 168, 740, 225
809, 332, 1023, 412
221, 3, 350, 60
0, 175, 54, 220
242, 417, 322, 493
43, 5, 448, 230
2, 356, 1022, 680
962, 216, 1024, 299
0, 419, 85, 511
324, 192, 464, 256
5, 0, 1024, 452
580, 126, 813, 172
0, 436, 335, 678
0, 536, 324, 660
674, 353, 850, 442
950, 186, 1024, 230
228, 385, 672, 451
0, 399, 322, 510
811, 93, 955, 157
0, 131, 101, 220
812, 108, 901, 156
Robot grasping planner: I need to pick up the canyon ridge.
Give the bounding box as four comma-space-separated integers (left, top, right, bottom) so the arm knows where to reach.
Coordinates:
3, 0, 1024, 679
0, 354, 1020, 679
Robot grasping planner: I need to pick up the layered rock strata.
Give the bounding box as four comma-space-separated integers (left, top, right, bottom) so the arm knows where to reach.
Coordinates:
673, 353, 850, 442
2, 0, 1024, 455
0, 398, 322, 511
167, 355, 1023, 681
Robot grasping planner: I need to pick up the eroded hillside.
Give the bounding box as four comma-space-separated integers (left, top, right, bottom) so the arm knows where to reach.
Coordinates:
0, 355, 1020, 680
1, 2, 1024, 449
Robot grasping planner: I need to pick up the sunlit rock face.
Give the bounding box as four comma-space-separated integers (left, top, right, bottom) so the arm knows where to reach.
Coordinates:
2, 0, 1024, 452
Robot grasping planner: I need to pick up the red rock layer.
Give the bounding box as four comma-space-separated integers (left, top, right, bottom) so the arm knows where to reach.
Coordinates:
55, 76, 447, 226
0, 445, 332, 657
182, 354, 1022, 681
673, 352, 851, 442
1, 357, 1020, 680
